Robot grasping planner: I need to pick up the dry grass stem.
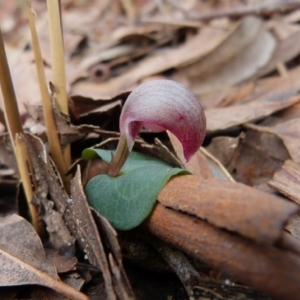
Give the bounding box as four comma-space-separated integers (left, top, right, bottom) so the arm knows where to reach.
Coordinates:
0, 29, 41, 233
46, 0, 71, 187
0, 29, 23, 147
200, 147, 235, 182
46, 0, 68, 114
26, 1, 68, 187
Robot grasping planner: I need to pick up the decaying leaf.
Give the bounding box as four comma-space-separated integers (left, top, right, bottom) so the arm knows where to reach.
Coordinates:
0, 214, 88, 300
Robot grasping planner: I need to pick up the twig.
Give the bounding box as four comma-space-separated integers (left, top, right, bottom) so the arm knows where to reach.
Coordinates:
200, 147, 235, 182
46, 0, 68, 114
26, 0, 68, 188
145, 234, 201, 296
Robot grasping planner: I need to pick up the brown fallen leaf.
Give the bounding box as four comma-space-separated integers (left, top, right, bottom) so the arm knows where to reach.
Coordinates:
188, 1, 300, 21
158, 175, 298, 244
178, 16, 276, 94
258, 26, 300, 77
232, 130, 290, 189
70, 166, 134, 300
45, 249, 77, 273
244, 118, 300, 164
235, 63, 300, 106
269, 159, 300, 205
0, 214, 88, 300
200, 148, 235, 181
69, 166, 116, 300
286, 214, 300, 241
145, 203, 300, 300
206, 94, 300, 133
205, 134, 244, 170
71, 20, 229, 98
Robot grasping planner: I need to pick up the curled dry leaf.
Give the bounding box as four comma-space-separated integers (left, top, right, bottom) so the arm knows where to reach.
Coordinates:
145, 204, 300, 300
158, 175, 298, 244
0, 214, 88, 300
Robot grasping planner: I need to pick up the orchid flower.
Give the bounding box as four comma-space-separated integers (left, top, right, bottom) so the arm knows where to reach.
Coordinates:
108, 80, 206, 176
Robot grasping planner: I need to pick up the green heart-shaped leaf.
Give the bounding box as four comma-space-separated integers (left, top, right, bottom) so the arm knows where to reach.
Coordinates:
83, 149, 187, 230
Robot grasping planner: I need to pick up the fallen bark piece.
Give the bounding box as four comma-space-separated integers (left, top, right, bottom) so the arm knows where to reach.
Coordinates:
145, 204, 300, 300
158, 175, 298, 244
269, 159, 300, 205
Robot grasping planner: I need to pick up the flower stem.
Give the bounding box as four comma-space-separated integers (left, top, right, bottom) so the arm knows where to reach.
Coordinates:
108, 134, 129, 176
